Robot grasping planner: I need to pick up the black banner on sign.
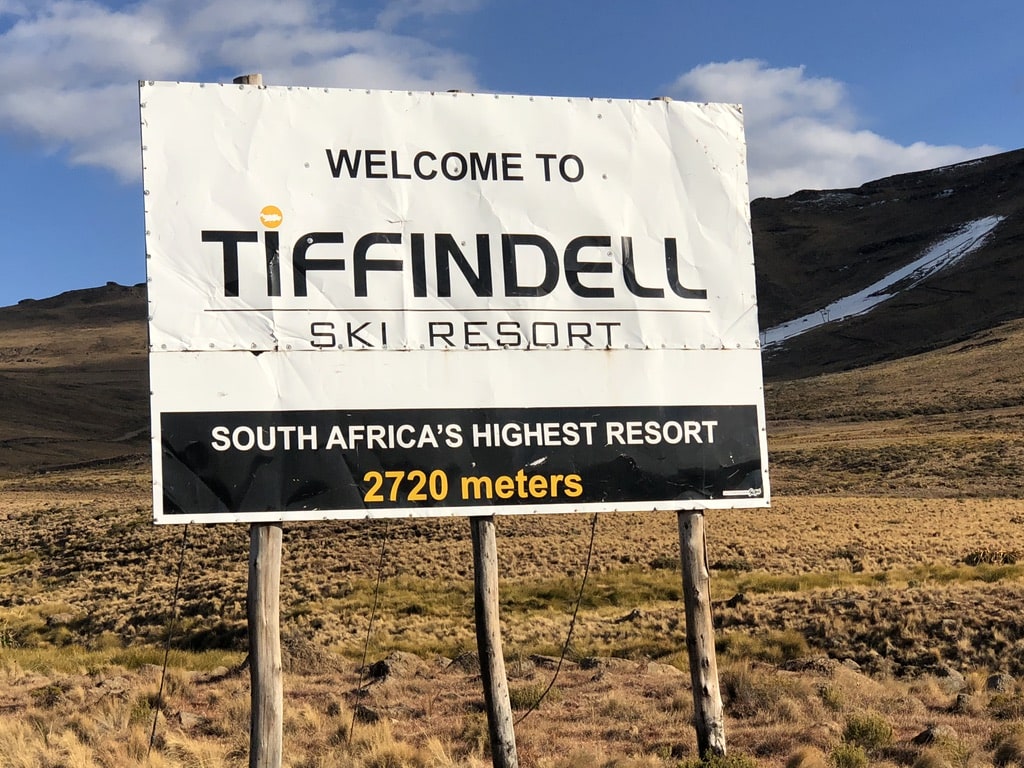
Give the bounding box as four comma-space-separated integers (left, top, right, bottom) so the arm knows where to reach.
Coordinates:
159, 405, 763, 516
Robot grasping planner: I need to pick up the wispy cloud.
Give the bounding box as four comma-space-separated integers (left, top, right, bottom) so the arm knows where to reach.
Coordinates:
376, 0, 483, 31
669, 59, 1002, 199
0, 0, 479, 180
0, 9, 1004, 201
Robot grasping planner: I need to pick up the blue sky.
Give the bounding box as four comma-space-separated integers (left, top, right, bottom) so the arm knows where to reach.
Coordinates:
0, 0, 1020, 308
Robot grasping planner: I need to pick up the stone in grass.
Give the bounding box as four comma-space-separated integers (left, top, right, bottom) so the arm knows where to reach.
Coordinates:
931, 665, 966, 694
986, 672, 1015, 693
951, 693, 975, 714
353, 704, 380, 723
578, 657, 642, 673
911, 724, 957, 745
282, 632, 346, 675
645, 662, 686, 678
530, 654, 577, 670
174, 710, 208, 730
367, 650, 426, 681
450, 651, 481, 674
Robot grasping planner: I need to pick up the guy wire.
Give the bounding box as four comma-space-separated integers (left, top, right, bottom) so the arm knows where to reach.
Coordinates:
515, 512, 599, 725
148, 523, 190, 759
349, 519, 390, 744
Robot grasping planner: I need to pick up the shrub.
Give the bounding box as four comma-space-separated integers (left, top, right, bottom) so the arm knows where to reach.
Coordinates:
678, 753, 758, 768
842, 711, 893, 752
829, 743, 868, 768
817, 684, 843, 713
990, 693, 1024, 720
962, 547, 1019, 565
911, 749, 952, 768
507, 682, 556, 711
992, 728, 1024, 767
718, 630, 810, 664
786, 746, 829, 768
721, 663, 782, 718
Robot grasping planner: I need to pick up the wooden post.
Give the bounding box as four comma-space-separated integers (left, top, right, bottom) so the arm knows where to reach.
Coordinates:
678, 510, 727, 758
470, 516, 519, 768
231, 72, 283, 768
248, 522, 283, 768
443, 87, 517, 768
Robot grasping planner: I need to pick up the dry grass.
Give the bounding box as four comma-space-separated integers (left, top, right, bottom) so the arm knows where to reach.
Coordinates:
3, 462, 1024, 765
5, 300, 1024, 763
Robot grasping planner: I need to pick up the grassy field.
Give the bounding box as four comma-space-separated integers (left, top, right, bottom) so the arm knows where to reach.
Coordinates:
4, 315, 1024, 765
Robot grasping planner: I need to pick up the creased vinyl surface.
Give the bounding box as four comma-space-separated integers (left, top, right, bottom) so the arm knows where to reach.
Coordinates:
140, 82, 769, 522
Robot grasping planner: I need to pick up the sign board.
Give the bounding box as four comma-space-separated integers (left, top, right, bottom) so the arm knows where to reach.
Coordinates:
140, 82, 770, 523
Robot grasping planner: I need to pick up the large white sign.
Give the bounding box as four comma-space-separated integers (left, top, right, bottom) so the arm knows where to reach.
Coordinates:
141, 82, 770, 523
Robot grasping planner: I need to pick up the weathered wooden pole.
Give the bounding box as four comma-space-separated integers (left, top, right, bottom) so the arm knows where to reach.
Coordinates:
231, 71, 283, 768
678, 510, 727, 758
470, 515, 519, 768
248, 521, 283, 768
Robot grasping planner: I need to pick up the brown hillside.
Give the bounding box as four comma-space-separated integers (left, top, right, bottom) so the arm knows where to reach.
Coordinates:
755, 147, 1024, 379
0, 283, 148, 477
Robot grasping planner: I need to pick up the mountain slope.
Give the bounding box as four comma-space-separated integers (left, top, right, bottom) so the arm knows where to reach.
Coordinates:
0, 283, 148, 477
754, 147, 1024, 379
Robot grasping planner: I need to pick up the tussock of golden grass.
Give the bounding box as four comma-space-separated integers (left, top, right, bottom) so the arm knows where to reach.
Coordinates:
991, 727, 1024, 767
785, 746, 829, 768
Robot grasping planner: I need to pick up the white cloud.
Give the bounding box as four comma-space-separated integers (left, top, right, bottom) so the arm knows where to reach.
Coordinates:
669, 59, 1001, 199
0, 0, 479, 181
376, 0, 482, 31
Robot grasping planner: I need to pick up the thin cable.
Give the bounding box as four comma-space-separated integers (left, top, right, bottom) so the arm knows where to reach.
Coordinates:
348, 520, 390, 744
515, 512, 599, 725
148, 524, 190, 758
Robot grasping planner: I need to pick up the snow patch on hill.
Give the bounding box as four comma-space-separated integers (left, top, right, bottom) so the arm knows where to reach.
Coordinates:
762, 216, 1004, 347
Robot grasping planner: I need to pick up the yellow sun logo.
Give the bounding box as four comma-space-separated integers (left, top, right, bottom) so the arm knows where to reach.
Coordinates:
259, 205, 283, 228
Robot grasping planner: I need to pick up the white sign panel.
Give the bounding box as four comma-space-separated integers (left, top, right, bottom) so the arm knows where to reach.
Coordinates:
141, 82, 769, 523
